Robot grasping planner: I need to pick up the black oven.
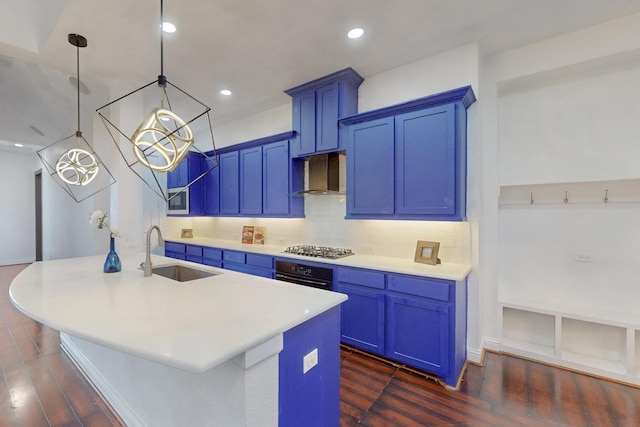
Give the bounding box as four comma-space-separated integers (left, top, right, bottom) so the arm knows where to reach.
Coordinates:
275, 260, 333, 291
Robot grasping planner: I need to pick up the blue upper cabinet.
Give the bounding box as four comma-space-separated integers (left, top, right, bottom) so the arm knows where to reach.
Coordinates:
219, 151, 240, 215
167, 151, 205, 216
285, 68, 364, 158
201, 132, 304, 218
239, 146, 263, 215
341, 86, 475, 221
263, 140, 292, 215
346, 117, 395, 215
395, 105, 456, 216
166, 159, 188, 188
203, 157, 220, 215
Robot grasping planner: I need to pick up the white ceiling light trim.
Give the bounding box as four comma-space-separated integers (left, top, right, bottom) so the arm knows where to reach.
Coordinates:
162, 22, 176, 33
347, 28, 364, 39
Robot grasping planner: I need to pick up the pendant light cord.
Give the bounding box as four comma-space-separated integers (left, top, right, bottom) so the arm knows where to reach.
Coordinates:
76, 41, 81, 136
159, 0, 165, 85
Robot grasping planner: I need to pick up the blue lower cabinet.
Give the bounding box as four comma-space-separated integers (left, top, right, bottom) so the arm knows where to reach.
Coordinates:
223, 250, 274, 278
336, 267, 385, 355
164, 242, 186, 260
203, 248, 222, 268
279, 306, 341, 427
336, 266, 467, 388
185, 245, 203, 264
385, 293, 449, 376
337, 283, 385, 356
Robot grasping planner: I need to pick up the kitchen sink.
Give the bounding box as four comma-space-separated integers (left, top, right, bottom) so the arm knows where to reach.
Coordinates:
152, 264, 219, 282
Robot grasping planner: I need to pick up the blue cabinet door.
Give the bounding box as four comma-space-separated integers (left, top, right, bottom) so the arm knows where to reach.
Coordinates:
395, 105, 456, 216
337, 283, 385, 356
239, 146, 263, 215
203, 157, 220, 215
219, 151, 239, 215
291, 91, 316, 157
263, 140, 290, 215
316, 83, 339, 153
187, 154, 205, 216
167, 159, 189, 188
385, 293, 449, 377
346, 117, 395, 215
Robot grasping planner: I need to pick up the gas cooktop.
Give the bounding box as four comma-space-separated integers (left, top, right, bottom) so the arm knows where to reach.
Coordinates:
283, 245, 354, 259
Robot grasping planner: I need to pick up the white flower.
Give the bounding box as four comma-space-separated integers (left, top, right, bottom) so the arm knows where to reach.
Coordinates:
89, 209, 103, 226
89, 209, 119, 238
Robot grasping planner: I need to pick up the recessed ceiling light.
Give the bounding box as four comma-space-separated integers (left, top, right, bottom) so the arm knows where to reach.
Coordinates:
220, 89, 232, 96
347, 28, 364, 39
162, 22, 176, 33
14, 143, 24, 148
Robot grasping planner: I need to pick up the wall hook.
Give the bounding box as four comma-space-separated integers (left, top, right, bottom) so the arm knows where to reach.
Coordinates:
564, 191, 569, 204
604, 189, 609, 203
530, 192, 534, 205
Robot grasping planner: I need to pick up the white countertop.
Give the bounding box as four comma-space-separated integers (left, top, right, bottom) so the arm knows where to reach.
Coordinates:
9, 255, 347, 373
171, 237, 471, 282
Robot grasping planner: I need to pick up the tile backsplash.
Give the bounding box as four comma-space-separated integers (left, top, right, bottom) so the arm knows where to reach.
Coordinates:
163, 193, 470, 264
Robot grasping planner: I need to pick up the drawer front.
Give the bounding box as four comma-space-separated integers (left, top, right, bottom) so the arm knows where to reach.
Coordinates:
246, 253, 273, 269
165, 242, 186, 254
186, 255, 203, 263
223, 250, 246, 264
203, 248, 223, 260
186, 245, 203, 257
225, 263, 273, 278
337, 268, 385, 289
387, 275, 451, 302
203, 259, 222, 268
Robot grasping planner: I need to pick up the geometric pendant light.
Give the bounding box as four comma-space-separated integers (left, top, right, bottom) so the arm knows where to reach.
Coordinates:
37, 34, 116, 203
96, 0, 218, 202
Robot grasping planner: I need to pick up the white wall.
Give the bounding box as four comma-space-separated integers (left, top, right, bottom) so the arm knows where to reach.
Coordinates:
0, 150, 37, 265
481, 12, 640, 349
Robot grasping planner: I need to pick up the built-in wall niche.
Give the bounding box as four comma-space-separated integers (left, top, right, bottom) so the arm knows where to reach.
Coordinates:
561, 318, 626, 375
501, 303, 640, 385
502, 307, 555, 357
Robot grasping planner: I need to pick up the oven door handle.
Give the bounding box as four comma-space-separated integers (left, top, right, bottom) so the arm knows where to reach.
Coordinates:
275, 273, 330, 288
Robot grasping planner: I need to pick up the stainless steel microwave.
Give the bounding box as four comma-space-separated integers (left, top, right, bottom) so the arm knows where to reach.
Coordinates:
167, 188, 189, 214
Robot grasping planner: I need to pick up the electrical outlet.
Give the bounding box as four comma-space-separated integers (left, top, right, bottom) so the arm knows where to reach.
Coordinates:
303, 348, 318, 374
573, 253, 593, 263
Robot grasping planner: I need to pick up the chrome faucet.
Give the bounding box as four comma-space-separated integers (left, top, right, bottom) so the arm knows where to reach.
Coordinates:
144, 225, 164, 277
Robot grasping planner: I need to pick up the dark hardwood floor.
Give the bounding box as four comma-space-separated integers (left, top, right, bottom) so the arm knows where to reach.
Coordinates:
2, 263, 640, 426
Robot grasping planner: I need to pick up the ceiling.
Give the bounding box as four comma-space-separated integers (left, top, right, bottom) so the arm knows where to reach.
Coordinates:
1, 0, 640, 152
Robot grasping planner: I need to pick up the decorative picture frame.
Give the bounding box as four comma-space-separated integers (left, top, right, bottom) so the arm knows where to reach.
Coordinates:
414, 240, 441, 265
181, 228, 193, 238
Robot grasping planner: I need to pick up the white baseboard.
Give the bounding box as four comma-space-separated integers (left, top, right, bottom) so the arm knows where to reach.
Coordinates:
0, 258, 33, 267
60, 334, 144, 427
467, 337, 501, 364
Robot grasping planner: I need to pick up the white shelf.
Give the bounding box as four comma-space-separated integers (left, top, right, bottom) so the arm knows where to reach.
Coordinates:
500, 302, 640, 385
502, 338, 555, 358
499, 178, 640, 206
561, 351, 627, 375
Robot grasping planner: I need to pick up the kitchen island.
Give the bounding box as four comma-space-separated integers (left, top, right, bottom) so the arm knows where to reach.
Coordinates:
9, 255, 347, 427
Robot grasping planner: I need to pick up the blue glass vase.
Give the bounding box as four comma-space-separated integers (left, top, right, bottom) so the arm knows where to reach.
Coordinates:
103, 236, 121, 273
